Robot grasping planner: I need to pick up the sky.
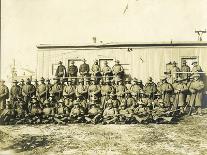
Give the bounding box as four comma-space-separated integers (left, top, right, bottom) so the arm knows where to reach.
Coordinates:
1, 0, 207, 79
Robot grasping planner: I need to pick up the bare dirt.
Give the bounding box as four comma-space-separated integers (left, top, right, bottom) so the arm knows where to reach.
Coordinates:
0, 112, 207, 155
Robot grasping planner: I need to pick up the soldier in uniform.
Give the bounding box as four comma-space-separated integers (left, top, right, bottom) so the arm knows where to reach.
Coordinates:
102, 102, 118, 124
191, 61, 202, 73
42, 100, 54, 124
22, 78, 36, 113
125, 78, 132, 92
188, 74, 204, 116
115, 78, 127, 102
0, 101, 15, 125
19, 79, 25, 95
91, 60, 102, 82
68, 60, 78, 84
69, 101, 85, 123
50, 78, 62, 101
118, 102, 133, 124
173, 77, 188, 114
63, 78, 76, 111
79, 59, 90, 77
101, 78, 114, 109
130, 78, 143, 101
105, 92, 120, 109
112, 60, 124, 80
76, 78, 88, 100
10, 80, 21, 107
181, 60, 190, 81
101, 60, 112, 80
0, 80, 9, 113
170, 61, 180, 81
55, 61, 67, 77
36, 77, 48, 106
144, 77, 157, 100
88, 78, 101, 101
159, 77, 173, 108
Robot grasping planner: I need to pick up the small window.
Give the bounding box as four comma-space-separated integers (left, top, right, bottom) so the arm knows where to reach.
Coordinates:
181, 56, 199, 70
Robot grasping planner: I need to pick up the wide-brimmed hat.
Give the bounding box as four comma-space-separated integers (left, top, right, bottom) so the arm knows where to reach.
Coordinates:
172, 61, 177, 64
13, 80, 18, 83
115, 60, 120, 63
40, 77, 45, 81
20, 79, 24, 82
148, 77, 153, 81
182, 60, 187, 64
83, 59, 86, 62
191, 73, 200, 78
26, 78, 31, 82
71, 60, 75, 64
58, 61, 63, 64
192, 61, 198, 65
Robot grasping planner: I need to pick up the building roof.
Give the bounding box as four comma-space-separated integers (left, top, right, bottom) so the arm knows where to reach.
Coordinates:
37, 41, 207, 50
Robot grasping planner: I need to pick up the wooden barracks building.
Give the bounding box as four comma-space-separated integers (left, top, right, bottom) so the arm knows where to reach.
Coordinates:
36, 41, 207, 84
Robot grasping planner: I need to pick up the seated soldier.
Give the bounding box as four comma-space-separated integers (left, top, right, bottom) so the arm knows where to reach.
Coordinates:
0, 101, 15, 125
105, 92, 120, 109
85, 100, 102, 124
151, 101, 174, 124
42, 100, 54, 124
133, 101, 151, 124
29, 98, 42, 124
54, 99, 68, 124
118, 102, 134, 124
102, 102, 118, 124
49, 93, 58, 114
15, 99, 27, 124
76, 94, 87, 113
69, 101, 85, 123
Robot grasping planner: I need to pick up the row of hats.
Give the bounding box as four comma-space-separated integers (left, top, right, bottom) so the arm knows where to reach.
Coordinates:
58, 59, 121, 65
168, 60, 198, 65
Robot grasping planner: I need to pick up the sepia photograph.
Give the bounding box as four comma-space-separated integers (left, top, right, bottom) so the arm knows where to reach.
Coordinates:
0, 0, 207, 154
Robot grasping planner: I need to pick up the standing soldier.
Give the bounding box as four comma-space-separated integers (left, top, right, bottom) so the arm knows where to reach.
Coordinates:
0, 80, 9, 112
10, 80, 21, 107
79, 59, 90, 77
50, 78, 62, 101
159, 77, 173, 108
37, 77, 47, 105
144, 77, 157, 100
181, 60, 190, 81
112, 60, 124, 80
188, 74, 204, 116
173, 77, 188, 114
19, 79, 25, 94
115, 79, 127, 102
171, 61, 180, 81
91, 60, 101, 82
55, 61, 67, 77
68, 60, 78, 83
191, 61, 202, 73
101, 60, 112, 80
22, 78, 36, 112
130, 78, 143, 101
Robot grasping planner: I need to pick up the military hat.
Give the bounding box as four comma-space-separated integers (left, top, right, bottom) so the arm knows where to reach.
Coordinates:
34, 79, 38, 82
43, 99, 50, 105
40, 77, 45, 81
192, 61, 198, 65
71, 60, 75, 64
182, 60, 187, 64
138, 80, 142, 83
13, 80, 18, 83
148, 77, 153, 81
94, 59, 98, 63
83, 59, 87, 62
20, 79, 24, 82
172, 61, 177, 64
133, 78, 138, 82
191, 73, 200, 78
53, 77, 60, 80
115, 60, 120, 63
26, 78, 31, 82
104, 60, 108, 64
58, 61, 63, 64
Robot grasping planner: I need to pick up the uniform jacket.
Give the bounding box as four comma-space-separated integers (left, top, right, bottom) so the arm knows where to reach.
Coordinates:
0, 84, 9, 110
173, 82, 187, 106
79, 63, 90, 74
68, 65, 78, 76
55, 65, 67, 77
160, 82, 173, 107
112, 65, 124, 74
10, 85, 21, 99
102, 65, 112, 74
181, 65, 190, 79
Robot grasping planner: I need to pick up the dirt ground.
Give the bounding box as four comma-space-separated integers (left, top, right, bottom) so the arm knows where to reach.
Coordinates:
0, 112, 207, 155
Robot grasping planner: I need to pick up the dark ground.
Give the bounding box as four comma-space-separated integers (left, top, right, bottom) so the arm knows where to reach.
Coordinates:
0, 111, 207, 155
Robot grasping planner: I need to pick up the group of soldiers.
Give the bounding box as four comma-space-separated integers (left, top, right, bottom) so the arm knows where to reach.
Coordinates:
0, 59, 205, 125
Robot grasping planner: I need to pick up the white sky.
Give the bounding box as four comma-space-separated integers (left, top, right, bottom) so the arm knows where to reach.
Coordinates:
1, 0, 207, 79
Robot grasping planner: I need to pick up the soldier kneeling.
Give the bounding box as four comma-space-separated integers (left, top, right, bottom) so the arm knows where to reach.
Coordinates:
28, 97, 42, 124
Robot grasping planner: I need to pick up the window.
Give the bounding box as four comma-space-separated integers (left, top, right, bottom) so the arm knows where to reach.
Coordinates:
181, 56, 199, 70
